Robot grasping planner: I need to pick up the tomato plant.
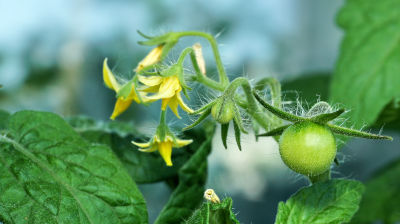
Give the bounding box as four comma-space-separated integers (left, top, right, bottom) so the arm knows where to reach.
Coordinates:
0, 0, 399, 223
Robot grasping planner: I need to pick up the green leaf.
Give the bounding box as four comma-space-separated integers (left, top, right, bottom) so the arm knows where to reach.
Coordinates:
282, 74, 330, 103
0, 110, 10, 130
67, 115, 136, 138
68, 116, 210, 184
154, 122, 215, 224
0, 111, 147, 223
351, 159, 400, 224
275, 179, 364, 224
373, 98, 400, 131
186, 198, 240, 224
331, 0, 400, 127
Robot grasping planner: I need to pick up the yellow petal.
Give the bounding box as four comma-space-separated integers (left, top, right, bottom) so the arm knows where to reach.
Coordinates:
146, 76, 180, 100
138, 75, 163, 87
161, 98, 171, 111
158, 141, 173, 166
139, 85, 160, 93
110, 97, 133, 120
174, 139, 193, 147
131, 140, 151, 148
103, 58, 121, 91
136, 45, 163, 72
176, 91, 194, 113
168, 96, 181, 119
138, 146, 158, 153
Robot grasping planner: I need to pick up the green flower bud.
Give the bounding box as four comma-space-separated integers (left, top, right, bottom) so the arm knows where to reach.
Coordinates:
211, 97, 235, 124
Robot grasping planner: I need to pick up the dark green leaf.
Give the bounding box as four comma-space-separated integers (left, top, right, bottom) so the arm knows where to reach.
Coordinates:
0, 110, 10, 130
351, 159, 400, 224
282, 74, 330, 103
186, 198, 240, 224
68, 116, 208, 184
0, 111, 147, 223
331, 0, 400, 127
373, 99, 400, 131
154, 123, 215, 224
275, 179, 364, 224
67, 116, 136, 138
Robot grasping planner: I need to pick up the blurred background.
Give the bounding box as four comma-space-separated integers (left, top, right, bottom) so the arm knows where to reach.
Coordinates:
1, 0, 399, 223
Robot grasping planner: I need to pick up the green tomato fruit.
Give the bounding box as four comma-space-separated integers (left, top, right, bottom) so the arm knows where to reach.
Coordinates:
279, 121, 336, 176
211, 97, 235, 124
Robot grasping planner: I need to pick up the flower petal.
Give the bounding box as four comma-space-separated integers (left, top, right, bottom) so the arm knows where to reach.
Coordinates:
176, 92, 194, 113
136, 45, 163, 72
168, 96, 181, 118
138, 146, 158, 153
138, 75, 163, 87
174, 139, 193, 147
146, 76, 180, 100
110, 97, 133, 120
131, 140, 151, 148
161, 98, 171, 111
158, 141, 173, 166
103, 58, 121, 91
138, 85, 160, 93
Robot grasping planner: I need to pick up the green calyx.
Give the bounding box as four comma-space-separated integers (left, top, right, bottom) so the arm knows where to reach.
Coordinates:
253, 90, 392, 141
137, 30, 179, 60
211, 97, 235, 124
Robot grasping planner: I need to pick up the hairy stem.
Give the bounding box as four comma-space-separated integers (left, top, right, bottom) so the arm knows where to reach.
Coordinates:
178, 31, 230, 87
225, 77, 272, 131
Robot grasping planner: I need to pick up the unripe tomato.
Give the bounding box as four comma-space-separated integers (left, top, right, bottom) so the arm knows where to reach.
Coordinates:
279, 121, 336, 176
211, 97, 235, 124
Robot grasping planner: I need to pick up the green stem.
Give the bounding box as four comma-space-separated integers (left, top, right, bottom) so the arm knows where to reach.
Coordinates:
188, 50, 225, 91
178, 31, 230, 87
160, 110, 167, 126
308, 170, 331, 184
254, 78, 282, 109
177, 47, 193, 65
225, 77, 272, 131
157, 109, 169, 140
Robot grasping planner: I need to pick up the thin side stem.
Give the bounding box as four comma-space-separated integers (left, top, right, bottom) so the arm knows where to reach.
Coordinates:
178, 31, 230, 87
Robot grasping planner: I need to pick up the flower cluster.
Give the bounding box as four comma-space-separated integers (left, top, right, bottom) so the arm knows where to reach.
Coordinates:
101, 30, 392, 169
102, 35, 197, 166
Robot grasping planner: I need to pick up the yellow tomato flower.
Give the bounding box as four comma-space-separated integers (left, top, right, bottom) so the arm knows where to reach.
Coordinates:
138, 75, 193, 118
103, 46, 163, 120
103, 58, 142, 120
132, 135, 192, 166
135, 45, 163, 72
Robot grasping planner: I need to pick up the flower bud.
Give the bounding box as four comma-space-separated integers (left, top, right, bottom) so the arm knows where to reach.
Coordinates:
211, 97, 235, 124
193, 43, 206, 75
